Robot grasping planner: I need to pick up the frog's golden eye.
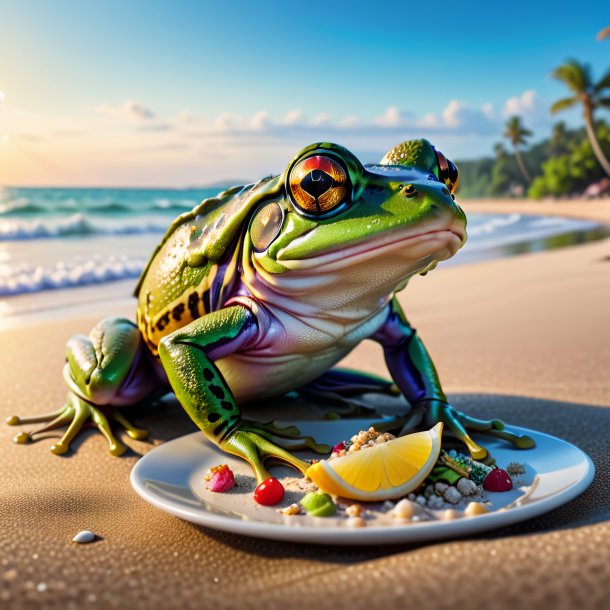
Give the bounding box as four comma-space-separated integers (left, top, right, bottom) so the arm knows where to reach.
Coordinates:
250, 201, 284, 252
433, 147, 459, 194
288, 155, 349, 216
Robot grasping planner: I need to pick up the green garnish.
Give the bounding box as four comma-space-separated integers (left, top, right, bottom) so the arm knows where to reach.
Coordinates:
300, 491, 337, 517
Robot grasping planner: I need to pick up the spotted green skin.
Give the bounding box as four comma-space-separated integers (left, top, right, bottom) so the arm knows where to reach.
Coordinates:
9, 139, 535, 481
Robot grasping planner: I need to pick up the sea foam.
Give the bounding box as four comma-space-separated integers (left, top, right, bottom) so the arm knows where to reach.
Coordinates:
0, 214, 168, 240
0, 254, 146, 295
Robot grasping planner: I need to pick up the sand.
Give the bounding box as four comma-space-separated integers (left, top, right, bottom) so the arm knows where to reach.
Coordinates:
1, 199, 609, 609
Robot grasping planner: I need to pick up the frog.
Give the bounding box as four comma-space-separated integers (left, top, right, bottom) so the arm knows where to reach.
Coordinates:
8, 139, 534, 483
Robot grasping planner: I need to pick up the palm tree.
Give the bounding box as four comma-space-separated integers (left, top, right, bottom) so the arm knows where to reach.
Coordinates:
503, 115, 533, 183
493, 142, 508, 159
551, 60, 610, 176
549, 121, 568, 155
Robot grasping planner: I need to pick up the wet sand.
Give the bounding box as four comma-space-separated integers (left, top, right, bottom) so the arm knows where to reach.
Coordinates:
0, 198, 609, 609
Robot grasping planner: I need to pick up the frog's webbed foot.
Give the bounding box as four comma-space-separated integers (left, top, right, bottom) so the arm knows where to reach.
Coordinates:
221, 422, 321, 484
420, 398, 536, 462
243, 419, 331, 454
296, 368, 399, 419
7, 392, 148, 456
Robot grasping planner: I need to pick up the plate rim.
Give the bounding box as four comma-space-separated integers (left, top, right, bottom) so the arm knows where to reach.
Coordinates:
130, 425, 595, 545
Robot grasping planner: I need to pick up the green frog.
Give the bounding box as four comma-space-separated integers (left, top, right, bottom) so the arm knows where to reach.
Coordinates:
8, 139, 534, 483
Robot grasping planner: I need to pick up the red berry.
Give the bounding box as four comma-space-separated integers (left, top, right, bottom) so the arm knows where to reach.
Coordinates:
332, 441, 346, 454
483, 468, 513, 492
254, 477, 285, 506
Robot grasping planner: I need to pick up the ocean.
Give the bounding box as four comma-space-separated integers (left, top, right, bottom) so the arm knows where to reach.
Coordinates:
0, 186, 606, 305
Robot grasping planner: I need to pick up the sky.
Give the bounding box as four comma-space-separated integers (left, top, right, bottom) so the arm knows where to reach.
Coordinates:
1, 0, 609, 187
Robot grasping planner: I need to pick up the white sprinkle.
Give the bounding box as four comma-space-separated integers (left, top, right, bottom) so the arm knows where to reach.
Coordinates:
72, 530, 96, 544
36, 582, 47, 592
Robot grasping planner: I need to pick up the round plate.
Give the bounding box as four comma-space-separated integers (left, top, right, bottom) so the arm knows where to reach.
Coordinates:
130, 420, 594, 545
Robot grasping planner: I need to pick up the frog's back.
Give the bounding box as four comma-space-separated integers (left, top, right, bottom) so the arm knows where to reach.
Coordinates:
135, 178, 279, 354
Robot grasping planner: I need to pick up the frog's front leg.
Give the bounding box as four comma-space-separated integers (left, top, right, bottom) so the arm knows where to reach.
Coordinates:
372, 298, 535, 460
158, 305, 327, 484
8, 318, 161, 455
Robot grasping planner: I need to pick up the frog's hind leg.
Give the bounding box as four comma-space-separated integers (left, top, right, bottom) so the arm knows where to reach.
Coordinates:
7, 317, 164, 456
295, 368, 399, 418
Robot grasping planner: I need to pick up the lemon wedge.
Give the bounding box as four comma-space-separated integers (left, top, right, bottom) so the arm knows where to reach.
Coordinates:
305, 423, 443, 501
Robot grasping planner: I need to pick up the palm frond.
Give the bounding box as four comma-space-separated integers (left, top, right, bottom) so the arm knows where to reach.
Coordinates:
595, 96, 610, 108
593, 67, 610, 93
552, 60, 590, 93
550, 97, 579, 114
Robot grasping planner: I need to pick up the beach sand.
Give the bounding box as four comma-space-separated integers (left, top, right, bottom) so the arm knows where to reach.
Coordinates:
1, 199, 609, 609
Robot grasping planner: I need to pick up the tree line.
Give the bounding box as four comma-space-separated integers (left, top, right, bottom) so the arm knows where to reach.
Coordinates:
456, 54, 610, 199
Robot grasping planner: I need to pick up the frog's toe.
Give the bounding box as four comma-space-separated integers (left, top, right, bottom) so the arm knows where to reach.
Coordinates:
7, 406, 69, 427
423, 399, 536, 459
11, 405, 75, 445
222, 426, 311, 484
453, 412, 535, 450
9, 393, 134, 456
247, 420, 330, 454
49, 441, 70, 455
110, 411, 149, 441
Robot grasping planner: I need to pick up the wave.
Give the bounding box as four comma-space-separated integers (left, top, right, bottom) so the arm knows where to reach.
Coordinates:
0, 203, 48, 216
0, 214, 168, 240
0, 200, 196, 216
467, 213, 522, 236
86, 202, 135, 214
0, 255, 146, 296
153, 198, 196, 211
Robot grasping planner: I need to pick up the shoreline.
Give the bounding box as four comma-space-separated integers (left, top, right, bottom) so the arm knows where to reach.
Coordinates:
461, 197, 610, 224
1, 199, 608, 331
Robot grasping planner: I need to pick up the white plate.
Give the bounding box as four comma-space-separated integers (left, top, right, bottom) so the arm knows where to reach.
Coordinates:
130, 419, 594, 545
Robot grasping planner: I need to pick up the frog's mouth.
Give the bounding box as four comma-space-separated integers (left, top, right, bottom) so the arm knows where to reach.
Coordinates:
275, 223, 466, 273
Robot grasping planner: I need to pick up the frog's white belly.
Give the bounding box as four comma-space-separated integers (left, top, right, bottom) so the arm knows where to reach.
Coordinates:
215, 304, 388, 403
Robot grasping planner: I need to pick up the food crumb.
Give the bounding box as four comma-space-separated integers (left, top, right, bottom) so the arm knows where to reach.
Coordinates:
390, 499, 417, 519
345, 504, 363, 517
279, 503, 302, 516
346, 516, 367, 528
443, 486, 462, 504
464, 501, 490, 516
506, 462, 526, 476
456, 478, 477, 496
330, 427, 396, 459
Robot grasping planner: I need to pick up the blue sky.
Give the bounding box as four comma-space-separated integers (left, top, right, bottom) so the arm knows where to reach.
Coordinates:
1, 0, 609, 186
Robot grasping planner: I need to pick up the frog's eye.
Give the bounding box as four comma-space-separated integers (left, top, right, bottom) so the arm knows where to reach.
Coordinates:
288, 155, 349, 216
250, 201, 284, 252
433, 148, 459, 194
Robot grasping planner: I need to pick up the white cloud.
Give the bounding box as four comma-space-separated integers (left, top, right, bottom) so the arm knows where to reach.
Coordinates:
500, 89, 549, 129
374, 105, 406, 127
97, 100, 156, 121
4, 91, 556, 186
251, 111, 271, 130
503, 90, 537, 116
281, 109, 305, 125
311, 112, 331, 127
417, 100, 497, 135
176, 111, 205, 125
340, 114, 358, 128
211, 112, 241, 131
481, 103, 494, 117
